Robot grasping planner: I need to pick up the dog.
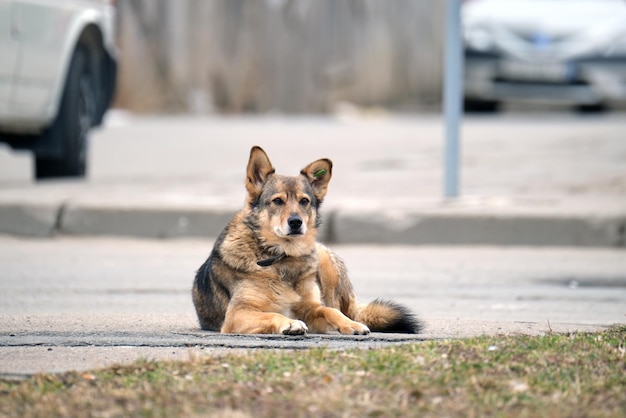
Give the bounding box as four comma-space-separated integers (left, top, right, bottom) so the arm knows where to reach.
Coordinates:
192, 146, 421, 335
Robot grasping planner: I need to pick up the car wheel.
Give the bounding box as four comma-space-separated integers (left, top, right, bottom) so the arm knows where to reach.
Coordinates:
35, 46, 94, 179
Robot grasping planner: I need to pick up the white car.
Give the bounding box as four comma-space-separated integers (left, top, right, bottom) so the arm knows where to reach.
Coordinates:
463, 0, 626, 111
0, 0, 117, 179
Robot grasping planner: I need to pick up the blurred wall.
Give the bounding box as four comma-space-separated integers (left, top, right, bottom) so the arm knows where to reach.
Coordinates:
115, 0, 445, 114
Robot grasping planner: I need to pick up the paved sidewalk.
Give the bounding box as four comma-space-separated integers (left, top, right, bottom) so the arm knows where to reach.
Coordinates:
0, 113, 625, 246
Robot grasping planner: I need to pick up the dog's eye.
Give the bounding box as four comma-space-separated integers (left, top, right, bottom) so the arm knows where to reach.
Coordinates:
272, 197, 284, 206
299, 197, 310, 206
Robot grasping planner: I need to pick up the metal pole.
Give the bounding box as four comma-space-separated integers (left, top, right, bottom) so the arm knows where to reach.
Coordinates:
443, 0, 464, 199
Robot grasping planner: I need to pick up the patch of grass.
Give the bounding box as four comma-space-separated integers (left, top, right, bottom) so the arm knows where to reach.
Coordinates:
1, 326, 625, 417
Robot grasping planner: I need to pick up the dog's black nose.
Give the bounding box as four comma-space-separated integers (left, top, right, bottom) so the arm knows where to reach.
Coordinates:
288, 215, 302, 231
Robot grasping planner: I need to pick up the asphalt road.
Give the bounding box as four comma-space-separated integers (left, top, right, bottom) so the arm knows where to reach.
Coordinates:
1, 236, 624, 375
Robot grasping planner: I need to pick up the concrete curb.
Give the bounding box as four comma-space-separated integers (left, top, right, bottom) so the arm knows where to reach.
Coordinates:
0, 202, 60, 237
61, 204, 238, 239
1, 200, 624, 247
332, 209, 626, 247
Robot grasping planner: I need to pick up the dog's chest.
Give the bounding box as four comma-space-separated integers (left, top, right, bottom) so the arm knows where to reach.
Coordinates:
274, 260, 314, 286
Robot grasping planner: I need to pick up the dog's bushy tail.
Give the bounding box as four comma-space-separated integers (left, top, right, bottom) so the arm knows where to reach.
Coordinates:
354, 299, 422, 334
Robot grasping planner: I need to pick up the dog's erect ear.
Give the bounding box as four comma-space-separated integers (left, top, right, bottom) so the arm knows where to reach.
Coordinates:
246, 146, 275, 198
301, 158, 333, 202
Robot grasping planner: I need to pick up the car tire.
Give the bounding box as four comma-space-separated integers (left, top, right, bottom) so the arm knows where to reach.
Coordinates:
35, 46, 94, 180
575, 103, 607, 113
464, 98, 500, 113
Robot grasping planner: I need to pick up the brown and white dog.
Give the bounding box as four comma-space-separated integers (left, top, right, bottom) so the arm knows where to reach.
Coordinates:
192, 146, 420, 335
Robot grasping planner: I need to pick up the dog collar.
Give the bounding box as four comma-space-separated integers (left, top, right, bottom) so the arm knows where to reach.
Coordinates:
256, 253, 286, 267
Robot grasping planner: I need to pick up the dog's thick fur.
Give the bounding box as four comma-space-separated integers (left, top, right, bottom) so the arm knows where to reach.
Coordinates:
192, 146, 421, 335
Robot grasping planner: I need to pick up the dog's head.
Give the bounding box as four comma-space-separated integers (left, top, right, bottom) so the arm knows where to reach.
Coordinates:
244, 146, 332, 256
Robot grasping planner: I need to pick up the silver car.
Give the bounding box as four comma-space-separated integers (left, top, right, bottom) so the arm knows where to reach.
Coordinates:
463, 0, 626, 111
0, 0, 117, 179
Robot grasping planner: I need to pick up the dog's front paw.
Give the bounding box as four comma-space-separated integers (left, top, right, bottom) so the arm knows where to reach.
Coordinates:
281, 320, 308, 335
339, 321, 370, 335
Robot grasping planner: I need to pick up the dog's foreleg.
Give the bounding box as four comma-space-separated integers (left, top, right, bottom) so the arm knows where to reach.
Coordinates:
294, 276, 369, 335
221, 308, 308, 335
296, 304, 370, 335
